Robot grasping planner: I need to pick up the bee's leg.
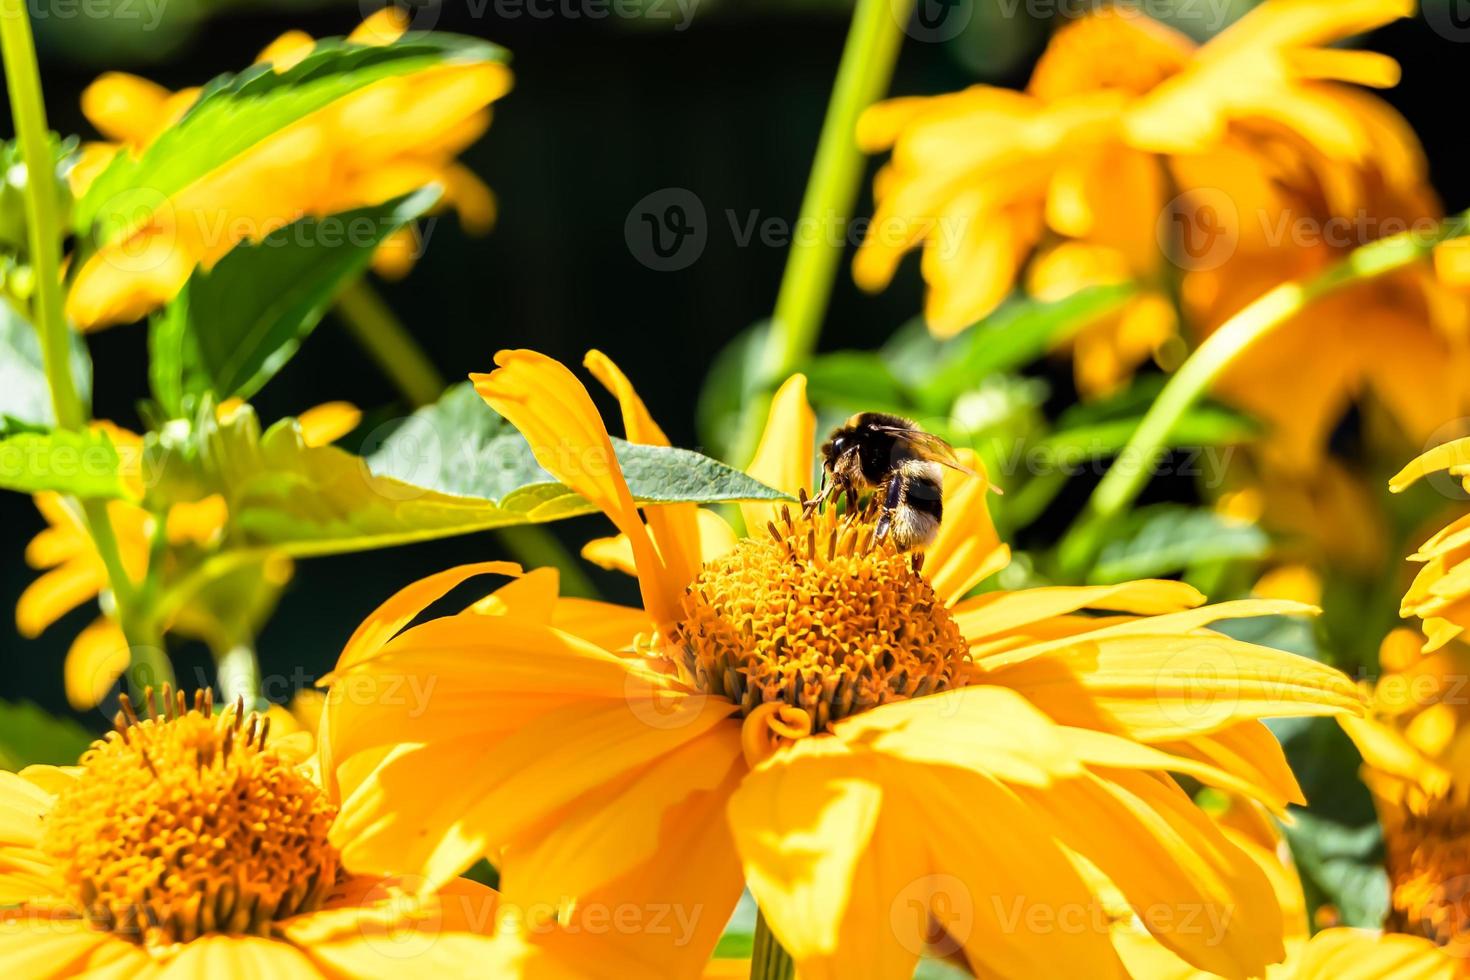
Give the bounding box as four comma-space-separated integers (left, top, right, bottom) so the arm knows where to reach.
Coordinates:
804, 472, 833, 517
910, 551, 925, 574
875, 472, 903, 542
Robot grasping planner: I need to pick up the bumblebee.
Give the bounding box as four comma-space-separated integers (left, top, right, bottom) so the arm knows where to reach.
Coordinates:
807, 412, 975, 552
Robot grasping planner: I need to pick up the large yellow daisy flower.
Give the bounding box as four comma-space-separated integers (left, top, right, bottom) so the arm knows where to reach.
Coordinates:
321, 349, 1365, 978
854, 0, 1419, 397
66, 8, 510, 329
1389, 438, 1470, 651
0, 686, 518, 977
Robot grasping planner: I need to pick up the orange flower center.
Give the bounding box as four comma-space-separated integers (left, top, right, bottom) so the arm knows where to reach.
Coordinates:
40, 689, 338, 948
672, 505, 970, 735
1028, 8, 1192, 101
1386, 800, 1470, 955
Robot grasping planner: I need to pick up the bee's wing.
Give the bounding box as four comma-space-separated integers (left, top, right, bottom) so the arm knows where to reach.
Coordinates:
870, 426, 979, 476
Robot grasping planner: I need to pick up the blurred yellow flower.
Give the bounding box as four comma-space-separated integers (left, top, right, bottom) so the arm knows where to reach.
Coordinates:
321, 349, 1365, 978
1389, 438, 1470, 651
854, 0, 1420, 399
16, 406, 357, 709
0, 688, 511, 977
67, 8, 510, 329
1341, 632, 1470, 961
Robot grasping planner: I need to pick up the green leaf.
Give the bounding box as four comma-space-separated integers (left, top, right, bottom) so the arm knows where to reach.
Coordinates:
75, 34, 506, 249
799, 350, 911, 416
150, 189, 439, 413
0, 700, 96, 770
1281, 809, 1389, 929
184, 388, 789, 557
0, 299, 92, 428
0, 426, 131, 498
1088, 504, 1269, 584
697, 322, 768, 459
884, 285, 1133, 413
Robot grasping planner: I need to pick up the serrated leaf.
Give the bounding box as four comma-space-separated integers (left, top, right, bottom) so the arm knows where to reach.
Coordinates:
0, 426, 131, 498
190, 389, 789, 557
150, 189, 439, 413
0, 299, 92, 428
884, 285, 1133, 413
697, 321, 768, 459
0, 700, 96, 770
76, 34, 506, 249
1089, 504, 1269, 584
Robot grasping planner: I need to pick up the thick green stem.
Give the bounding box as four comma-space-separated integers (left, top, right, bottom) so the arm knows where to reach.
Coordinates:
1059, 212, 1470, 574
2, 3, 167, 691
333, 275, 599, 597
750, 908, 796, 980
733, 0, 911, 464
334, 277, 446, 409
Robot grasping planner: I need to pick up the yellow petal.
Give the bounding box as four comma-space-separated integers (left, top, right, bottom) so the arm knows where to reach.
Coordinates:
740, 375, 815, 537
585, 349, 702, 594
63, 618, 129, 711
955, 580, 1203, 642
79, 72, 171, 145
0, 917, 155, 979
472, 351, 679, 627
297, 402, 361, 448
1017, 767, 1284, 978
331, 561, 521, 674
16, 561, 103, 638
727, 738, 924, 980
158, 934, 320, 979
922, 450, 1009, 605
256, 30, 316, 72
1390, 437, 1470, 493
549, 597, 652, 651
347, 7, 410, 46
836, 685, 1083, 786
1292, 928, 1457, 980
466, 566, 560, 622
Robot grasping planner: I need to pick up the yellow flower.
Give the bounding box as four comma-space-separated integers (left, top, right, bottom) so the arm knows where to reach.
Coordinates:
16, 406, 358, 709
854, 0, 1419, 399
1339, 632, 1470, 962
321, 349, 1365, 978
67, 8, 511, 329
1390, 438, 1470, 651
0, 687, 511, 977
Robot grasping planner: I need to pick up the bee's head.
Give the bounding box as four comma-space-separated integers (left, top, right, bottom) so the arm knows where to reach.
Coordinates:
821, 429, 853, 468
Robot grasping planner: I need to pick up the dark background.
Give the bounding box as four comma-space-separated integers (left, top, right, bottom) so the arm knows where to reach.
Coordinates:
3, 0, 1467, 727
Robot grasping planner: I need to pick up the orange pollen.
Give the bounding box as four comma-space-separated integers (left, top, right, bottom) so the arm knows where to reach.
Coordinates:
1028, 7, 1192, 100
671, 504, 970, 734
1385, 800, 1470, 952
40, 687, 338, 948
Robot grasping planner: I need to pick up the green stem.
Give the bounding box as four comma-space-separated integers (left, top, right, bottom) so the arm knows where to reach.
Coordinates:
733, 0, 911, 464
1058, 211, 1470, 574
333, 275, 600, 597
334, 277, 447, 409
750, 908, 795, 980
2, 3, 168, 692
